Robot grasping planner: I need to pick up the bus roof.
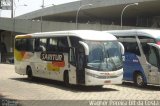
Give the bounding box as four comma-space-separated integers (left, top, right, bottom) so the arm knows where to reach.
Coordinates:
105, 29, 160, 39
15, 30, 117, 41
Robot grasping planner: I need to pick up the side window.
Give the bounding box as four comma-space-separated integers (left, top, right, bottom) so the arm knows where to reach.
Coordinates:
118, 36, 141, 56
47, 38, 58, 52
15, 39, 27, 51
123, 42, 140, 56
39, 38, 47, 51
70, 36, 81, 47
15, 39, 22, 50
57, 37, 69, 53
26, 39, 34, 51
47, 37, 69, 53
69, 48, 76, 66
138, 36, 156, 56
35, 38, 47, 52
145, 46, 159, 67
22, 39, 27, 51
138, 36, 155, 44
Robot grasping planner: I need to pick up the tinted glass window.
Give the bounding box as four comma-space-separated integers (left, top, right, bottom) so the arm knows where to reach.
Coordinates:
138, 36, 155, 43
138, 36, 156, 56
145, 46, 159, 67
118, 36, 141, 56
57, 37, 69, 53
69, 48, 76, 66
47, 37, 69, 52
15, 39, 22, 50
123, 42, 140, 56
26, 39, 34, 51
47, 38, 58, 52
15, 38, 34, 51
35, 38, 47, 52
70, 36, 81, 47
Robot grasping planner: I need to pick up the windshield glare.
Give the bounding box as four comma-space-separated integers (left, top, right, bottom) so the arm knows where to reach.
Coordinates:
85, 41, 122, 71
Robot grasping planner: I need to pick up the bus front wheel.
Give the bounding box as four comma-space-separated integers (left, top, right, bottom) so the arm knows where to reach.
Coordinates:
134, 73, 146, 87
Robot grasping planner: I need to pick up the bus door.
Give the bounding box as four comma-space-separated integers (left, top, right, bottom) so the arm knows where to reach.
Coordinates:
69, 37, 87, 85
75, 44, 86, 84
68, 45, 86, 85
145, 43, 160, 84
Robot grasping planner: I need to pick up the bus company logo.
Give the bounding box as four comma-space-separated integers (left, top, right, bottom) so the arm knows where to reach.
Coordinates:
40, 52, 64, 62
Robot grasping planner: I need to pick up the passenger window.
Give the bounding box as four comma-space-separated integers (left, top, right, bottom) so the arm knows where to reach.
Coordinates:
145, 46, 159, 67
138, 36, 155, 44
70, 36, 81, 47
47, 37, 69, 53
47, 38, 58, 52
15, 39, 22, 50
122, 42, 140, 56
15, 39, 27, 51
35, 38, 47, 52
39, 38, 47, 51
117, 36, 141, 56
57, 37, 69, 53
26, 39, 34, 51
138, 36, 156, 56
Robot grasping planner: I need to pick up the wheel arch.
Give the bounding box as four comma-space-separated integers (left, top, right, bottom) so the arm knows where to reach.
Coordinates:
63, 70, 70, 86
26, 65, 31, 74
26, 65, 33, 79
133, 70, 147, 83
133, 70, 147, 87
63, 70, 69, 80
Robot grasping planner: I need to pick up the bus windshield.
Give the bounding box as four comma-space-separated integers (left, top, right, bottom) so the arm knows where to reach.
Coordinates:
85, 41, 122, 71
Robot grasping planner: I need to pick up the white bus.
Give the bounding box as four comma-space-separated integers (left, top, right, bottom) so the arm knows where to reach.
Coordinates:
14, 30, 124, 86
106, 29, 160, 87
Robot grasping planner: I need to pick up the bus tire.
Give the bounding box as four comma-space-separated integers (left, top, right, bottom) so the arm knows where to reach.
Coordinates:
26, 66, 33, 80
63, 71, 69, 87
134, 72, 146, 87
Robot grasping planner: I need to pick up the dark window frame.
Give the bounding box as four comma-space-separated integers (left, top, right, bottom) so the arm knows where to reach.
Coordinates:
117, 36, 141, 56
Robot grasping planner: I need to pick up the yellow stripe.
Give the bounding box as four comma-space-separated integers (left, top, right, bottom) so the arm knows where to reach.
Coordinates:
15, 35, 32, 39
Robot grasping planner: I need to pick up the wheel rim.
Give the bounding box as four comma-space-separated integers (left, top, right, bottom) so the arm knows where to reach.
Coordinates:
136, 74, 143, 86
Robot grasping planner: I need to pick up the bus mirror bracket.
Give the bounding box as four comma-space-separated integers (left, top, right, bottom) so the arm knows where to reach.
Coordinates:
118, 42, 125, 55
79, 41, 89, 55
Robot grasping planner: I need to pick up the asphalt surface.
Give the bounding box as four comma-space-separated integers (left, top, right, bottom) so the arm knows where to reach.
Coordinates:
0, 64, 160, 106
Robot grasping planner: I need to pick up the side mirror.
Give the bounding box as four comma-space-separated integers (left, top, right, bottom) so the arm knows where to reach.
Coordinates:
79, 41, 89, 55
118, 42, 125, 55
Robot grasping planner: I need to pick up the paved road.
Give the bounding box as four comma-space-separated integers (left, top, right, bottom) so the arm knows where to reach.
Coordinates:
0, 64, 160, 105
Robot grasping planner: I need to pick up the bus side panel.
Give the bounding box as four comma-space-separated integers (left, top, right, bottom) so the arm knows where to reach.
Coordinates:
123, 52, 147, 82
15, 61, 27, 75
46, 53, 69, 81
14, 50, 33, 75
